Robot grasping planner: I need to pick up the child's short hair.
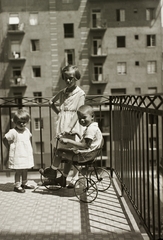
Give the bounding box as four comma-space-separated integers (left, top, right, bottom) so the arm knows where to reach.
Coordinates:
77, 105, 94, 116
61, 65, 81, 81
13, 109, 30, 124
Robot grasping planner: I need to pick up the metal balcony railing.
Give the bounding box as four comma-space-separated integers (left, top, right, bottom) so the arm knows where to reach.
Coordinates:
91, 47, 108, 57
8, 23, 25, 32
91, 74, 108, 84
10, 77, 26, 87
90, 19, 107, 29
0, 94, 163, 240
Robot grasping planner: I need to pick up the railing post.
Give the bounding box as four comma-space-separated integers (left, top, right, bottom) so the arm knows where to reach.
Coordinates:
120, 96, 124, 196
109, 96, 113, 177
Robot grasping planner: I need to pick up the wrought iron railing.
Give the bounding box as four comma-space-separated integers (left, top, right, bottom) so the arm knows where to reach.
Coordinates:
0, 94, 163, 240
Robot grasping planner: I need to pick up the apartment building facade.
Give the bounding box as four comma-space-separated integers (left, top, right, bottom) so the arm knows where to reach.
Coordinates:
0, 0, 162, 168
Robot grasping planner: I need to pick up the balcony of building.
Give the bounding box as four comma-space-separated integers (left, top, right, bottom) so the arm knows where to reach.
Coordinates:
90, 19, 107, 31
7, 23, 25, 34
91, 47, 108, 58
0, 94, 163, 240
91, 74, 108, 84
10, 77, 27, 88
8, 51, 26, 61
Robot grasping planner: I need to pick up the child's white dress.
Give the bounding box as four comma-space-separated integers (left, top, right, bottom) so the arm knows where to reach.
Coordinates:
5, 128, 34, 169
55, 86, 85, 149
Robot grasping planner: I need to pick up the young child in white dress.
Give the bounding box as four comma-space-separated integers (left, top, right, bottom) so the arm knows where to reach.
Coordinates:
3, 109, 34, 193
46, 65, 85, 187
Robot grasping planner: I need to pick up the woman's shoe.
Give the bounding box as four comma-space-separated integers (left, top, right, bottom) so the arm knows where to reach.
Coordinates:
39, 167, 57, 180
67, 182, 75, 188
54, 175, 66, 187
14, 187, 25, 193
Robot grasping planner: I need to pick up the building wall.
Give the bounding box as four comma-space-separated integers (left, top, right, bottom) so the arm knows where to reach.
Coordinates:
0, 0, 162, 168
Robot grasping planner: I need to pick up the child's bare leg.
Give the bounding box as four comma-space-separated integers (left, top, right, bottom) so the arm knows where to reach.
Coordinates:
22, 169, 34, 189
14, 169, 25, 193
22, 169, 28, 185
15, 169, 21, 187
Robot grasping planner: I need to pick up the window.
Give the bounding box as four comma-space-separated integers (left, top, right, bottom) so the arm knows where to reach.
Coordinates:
13, 92, 22, 105
135, 35, 139, 40
34, 118, 43, 130
33, 92, 42, 103
135, 61, 139, 66
12, 66, 22, 84
92, 9, 101, 28
64, 24, 74, 38
8, 13, 19, 30
62, 0, 73, 3
31, 40, 40, 51
147, 35, 156, 47
111, 88, 126, 95
29, 13, 38, 25
65, 49, 75, 65
117, 62, 127, 75
94, 63, 103, 81
148, 87, 157, 94
146, 8, 155, 21
117, 36, 126, 48
32, 66, 41, 77
134, 9, 138, 13
35, 142, 44, 153
135, 88, 141, 94
12, 66, 21, 78
9, 13, 19, 24
93, 37, 102, 55
116, 9, 125, 22
11, 41, 20, 58
147, 61, 156, 74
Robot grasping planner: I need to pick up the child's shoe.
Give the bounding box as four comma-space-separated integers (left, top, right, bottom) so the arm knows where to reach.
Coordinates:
21, 184, 35, 189
39, 167, 57, 180
14, 186, 25, 193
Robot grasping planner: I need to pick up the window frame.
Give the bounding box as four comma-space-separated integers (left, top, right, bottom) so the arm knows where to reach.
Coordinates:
116, 9, 125, 22
64, 23, 74, 38
91, 9, 101, 28
117, 62, 127, 75
147, 35, 156, 47
29, 13, 38, 26
93, 63, 103, 81
146, 8, 155, 21
147, 61, 157, 74
64, 49, 75, 65
32, 66, 41, 77
34, 118, 43, 130
93, 37, 102, 55
117, 36, 126, 48
33, 92, 42, 103
9, 13, 19, 24
31, 39, 40, 51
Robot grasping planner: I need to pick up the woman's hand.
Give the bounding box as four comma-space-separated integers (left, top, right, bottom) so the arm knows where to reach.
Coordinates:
59, 137, 69, 144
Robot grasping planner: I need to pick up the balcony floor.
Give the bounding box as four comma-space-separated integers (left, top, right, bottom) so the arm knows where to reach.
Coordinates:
0, 171, 149, 240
